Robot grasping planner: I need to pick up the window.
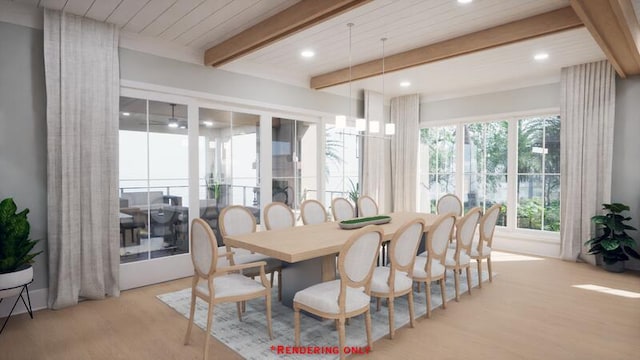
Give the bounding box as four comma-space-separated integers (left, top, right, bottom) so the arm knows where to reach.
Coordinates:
419, 113, 560, 233
419, 126, 456, 212
517, 115, 560, 231
464, 121, 508, 225
325, 126, 360, 209
119, 97, 189, 263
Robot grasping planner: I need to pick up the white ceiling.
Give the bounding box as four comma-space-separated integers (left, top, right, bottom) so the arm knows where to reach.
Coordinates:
6, 0, 615, 101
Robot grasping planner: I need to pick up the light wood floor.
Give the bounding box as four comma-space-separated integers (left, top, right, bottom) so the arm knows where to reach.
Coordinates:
1, 252, 639, 360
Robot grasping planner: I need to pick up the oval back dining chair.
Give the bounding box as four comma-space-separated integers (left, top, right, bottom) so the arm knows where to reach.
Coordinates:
264, 202, 295, 230
300, 199, 328, 225
437, 194, 462, 216
293, 225, 382, 360
357, 195, 379, 217
371, 218, 425, 339
445, 207, 481, 301
219, 205, 283, 301
184, 218, 272, 360
331, 197, 355, 222
471, 203, 501, 287
412, 213, 455, 318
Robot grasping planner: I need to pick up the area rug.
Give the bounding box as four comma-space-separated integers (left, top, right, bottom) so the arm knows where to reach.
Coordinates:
158, 268, 490, 359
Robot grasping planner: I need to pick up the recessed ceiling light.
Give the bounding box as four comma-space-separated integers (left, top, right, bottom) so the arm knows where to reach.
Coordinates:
534, 52, 549, 61
122, 112, 130, 116
203, 121, 214, 127
400, 81, 411, 87
458, 0, 473, 4
301, 50, 315, 58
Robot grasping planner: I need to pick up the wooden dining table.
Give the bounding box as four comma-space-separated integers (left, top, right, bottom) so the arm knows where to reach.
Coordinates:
223, 211, 440, 308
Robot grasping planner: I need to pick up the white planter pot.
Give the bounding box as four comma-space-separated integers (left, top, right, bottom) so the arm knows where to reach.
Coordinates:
0, 265, 33, 299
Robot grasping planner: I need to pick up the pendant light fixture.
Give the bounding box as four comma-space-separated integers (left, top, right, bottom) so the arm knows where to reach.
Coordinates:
168, 103, 178, 128
381, 38, 395, 136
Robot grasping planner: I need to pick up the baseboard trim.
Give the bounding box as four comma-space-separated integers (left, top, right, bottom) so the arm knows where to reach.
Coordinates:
0, 287, 48, 318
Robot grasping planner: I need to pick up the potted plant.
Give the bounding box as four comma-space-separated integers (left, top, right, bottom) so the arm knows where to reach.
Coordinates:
585, 203, 640, 273
347, 179, 359, 216
0, 198, 42, 299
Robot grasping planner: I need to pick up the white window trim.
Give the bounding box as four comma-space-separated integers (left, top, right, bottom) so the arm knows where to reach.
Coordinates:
419, 108, 561, 243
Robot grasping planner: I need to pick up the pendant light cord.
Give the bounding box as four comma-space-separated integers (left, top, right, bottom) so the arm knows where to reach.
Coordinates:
348, 23, 354, 123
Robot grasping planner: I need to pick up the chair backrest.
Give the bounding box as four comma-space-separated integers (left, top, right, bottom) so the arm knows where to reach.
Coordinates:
264, 202, 295, 230
426, 213, 456, 263
388, 218, 425, 278
480, 204, 501, 247
300, 199, 328, 225
332, 197, 355, 222
437, 194, 462, 216
357, 195, 379, 217
455, 207, 482, 257
218, 205, 256, 237
190, 218, 218, 278
337, 225, 383, 307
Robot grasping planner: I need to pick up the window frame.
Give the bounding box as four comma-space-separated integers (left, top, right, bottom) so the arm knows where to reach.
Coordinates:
418, 108, 561, 242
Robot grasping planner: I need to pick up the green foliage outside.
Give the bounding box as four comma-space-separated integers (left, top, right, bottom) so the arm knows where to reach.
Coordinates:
0, 198, 42, 274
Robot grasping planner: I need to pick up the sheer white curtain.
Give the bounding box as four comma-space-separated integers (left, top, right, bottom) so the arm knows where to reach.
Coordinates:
390, 94, 420, 212
44, 9, 120, 309
560, 60, 615, 264
362, 90, 392, 213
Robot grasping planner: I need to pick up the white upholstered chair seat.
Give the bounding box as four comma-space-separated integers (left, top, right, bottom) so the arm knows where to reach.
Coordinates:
470, 243, 492, 257
293, 279, 371, 314
412, 257, 445, 278
445, 251, 470, 266
370, 267, 413, 293
197, 274, 266, 299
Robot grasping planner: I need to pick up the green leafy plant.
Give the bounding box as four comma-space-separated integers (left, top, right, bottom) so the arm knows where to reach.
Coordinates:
0, 198, 42, 274
347, 178, 359, 204
585, 203, 640, 265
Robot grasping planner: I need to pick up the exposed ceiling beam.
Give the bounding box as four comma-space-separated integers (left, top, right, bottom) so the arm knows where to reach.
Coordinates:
310, 6, 583, 90
204, 0, 372, 67
570, 0, 640, 78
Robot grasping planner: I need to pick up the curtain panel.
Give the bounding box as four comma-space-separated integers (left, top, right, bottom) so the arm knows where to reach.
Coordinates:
390, 94, 420, 212
559, 60, 615, 264
44, 9, 120, 309
362, 90, 392, 213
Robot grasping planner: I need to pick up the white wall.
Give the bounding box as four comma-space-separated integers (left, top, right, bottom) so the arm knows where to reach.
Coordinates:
613, 75, 640, 271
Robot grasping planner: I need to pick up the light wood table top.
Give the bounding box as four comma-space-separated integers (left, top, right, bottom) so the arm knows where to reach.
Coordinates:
224, 211, 439, 263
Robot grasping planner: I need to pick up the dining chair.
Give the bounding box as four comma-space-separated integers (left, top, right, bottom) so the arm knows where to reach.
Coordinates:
471, 204, 500, 287
331, 197, 355, 222
371, 218, 425, 339
264, 202, 295, 230
412, 213, 455, 318
184, 218, 273, 360
300, 199, 328, 225
357, 195, 379, 217
293, 225, 382, 360
437, 194, 463, 216
219, 205, 283, 301
445, 207, 481, 301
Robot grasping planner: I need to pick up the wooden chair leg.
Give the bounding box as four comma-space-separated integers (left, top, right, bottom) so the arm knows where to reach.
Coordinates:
184, 283, 197, 345
454, 269, 460, 302
440, 277, 447, 310
387, 296, 395, 339
426, 282, 432, 318
294, 306, 301, 346
265, 294, 273, 339
376, 297, 381, 312
476, 259, 483, 288
204, 299, 215, 360
338, 318, 346, 360
487, 256, 493, 282
365, 310, 373, 349
466, 266, 472, 295
408, 291, 415, 328
416, 282, 421, 293
236, 302, 242, 321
